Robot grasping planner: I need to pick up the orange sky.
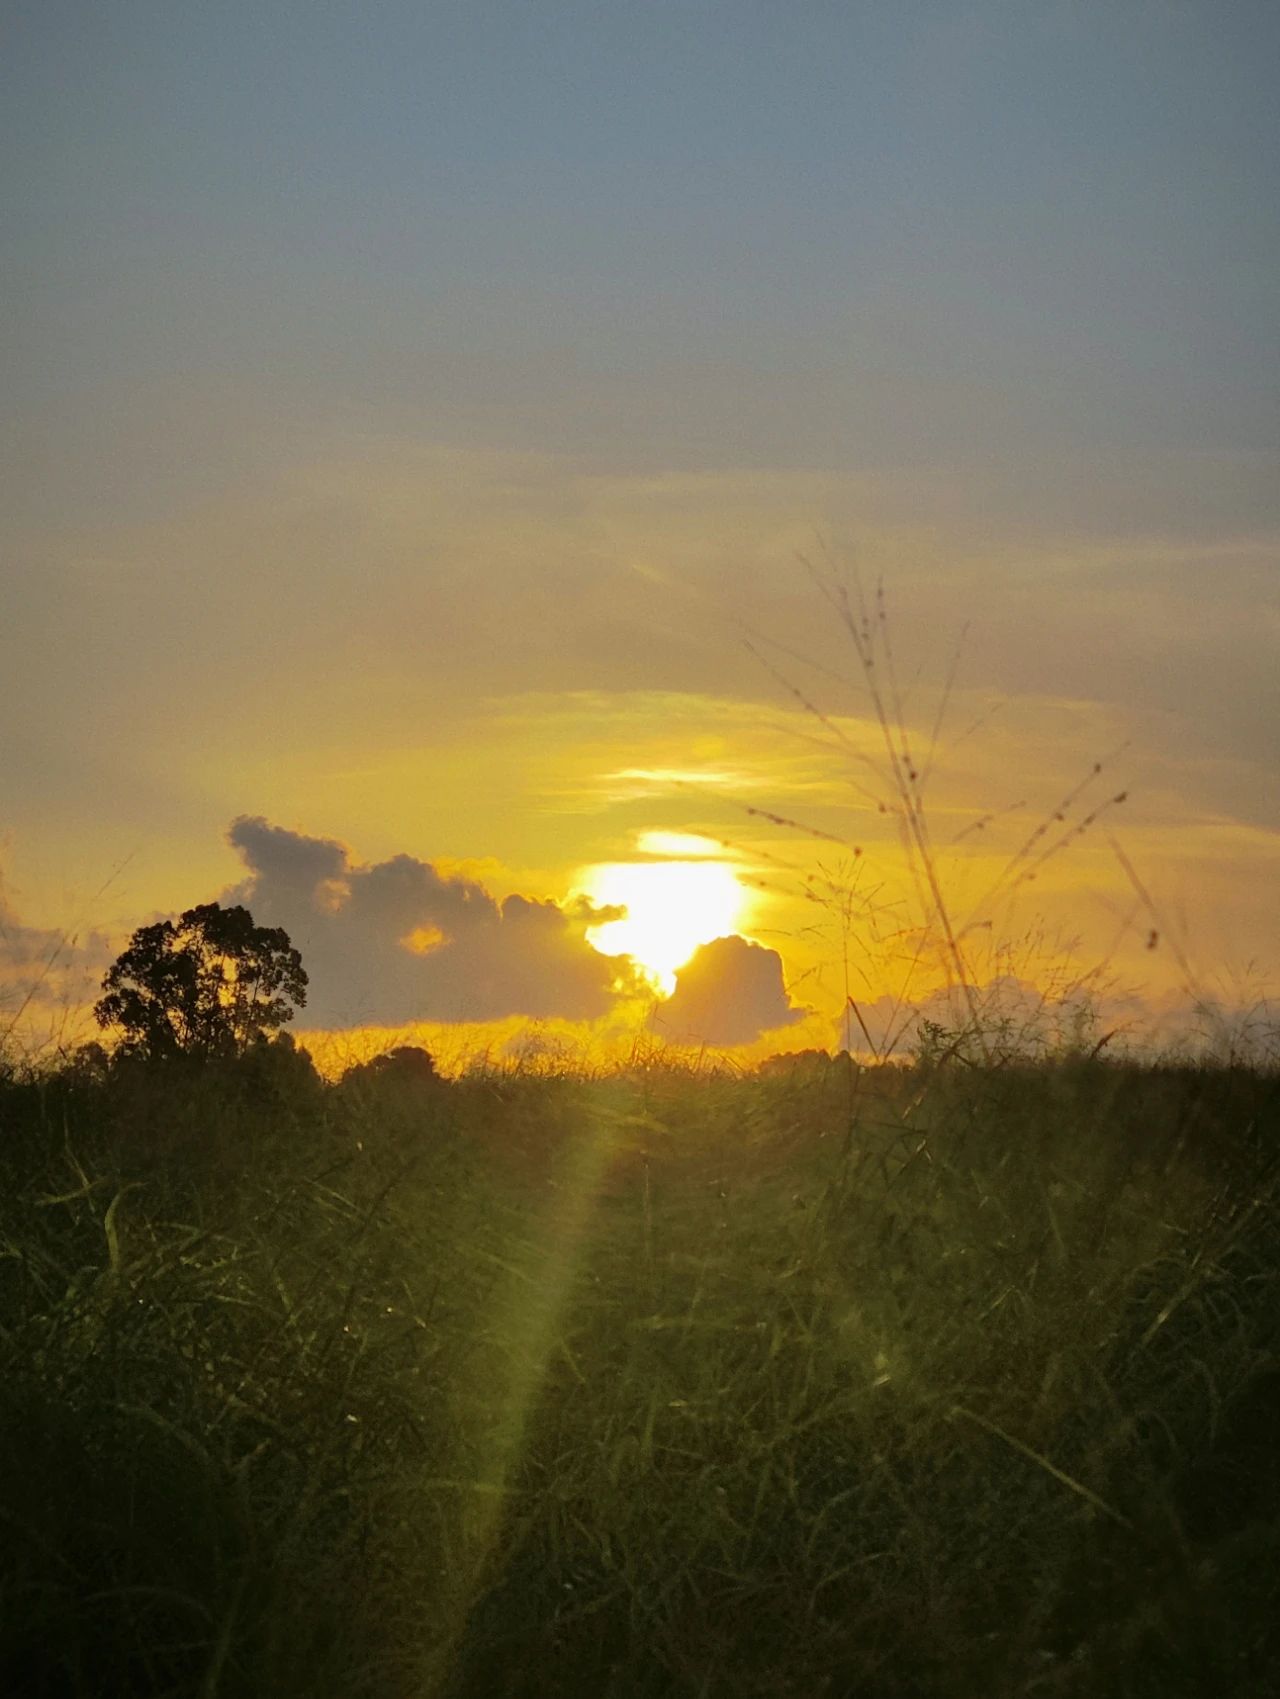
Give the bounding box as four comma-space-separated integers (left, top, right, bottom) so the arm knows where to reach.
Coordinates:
5, 537, 1276, 1069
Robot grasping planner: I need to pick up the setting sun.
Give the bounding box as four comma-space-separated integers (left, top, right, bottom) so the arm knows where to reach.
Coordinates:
579, 859, 750, 994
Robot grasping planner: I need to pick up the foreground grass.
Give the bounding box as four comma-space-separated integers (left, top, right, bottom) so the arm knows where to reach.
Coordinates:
1, 1052, 1277, 1697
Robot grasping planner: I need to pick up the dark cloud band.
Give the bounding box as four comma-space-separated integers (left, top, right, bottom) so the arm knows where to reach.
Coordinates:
656, 933, 807, 1046
226, 815, 636, 1027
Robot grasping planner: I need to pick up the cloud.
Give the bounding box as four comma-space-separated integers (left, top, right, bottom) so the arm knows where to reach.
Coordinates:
656, 934, 807, 1046
839, 972, 1280, 1067
843, 974, 1098, 1062
0, 901, 69, 983
226, 815, 636, 1027
229, 814, 348, 895
0, 880, 110, 1026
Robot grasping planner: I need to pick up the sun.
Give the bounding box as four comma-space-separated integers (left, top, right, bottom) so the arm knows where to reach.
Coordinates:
578, 859, 750, 994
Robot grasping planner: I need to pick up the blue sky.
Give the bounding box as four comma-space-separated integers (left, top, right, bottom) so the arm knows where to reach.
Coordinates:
7, 1, 1278, 521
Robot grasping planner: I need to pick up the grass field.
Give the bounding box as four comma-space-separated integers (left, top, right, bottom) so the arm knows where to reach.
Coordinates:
2, 1043, 1277, 1697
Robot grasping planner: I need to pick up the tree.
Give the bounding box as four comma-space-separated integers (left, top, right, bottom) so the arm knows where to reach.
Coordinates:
94, 903, 307, 1062
341, 1045, 440, 1090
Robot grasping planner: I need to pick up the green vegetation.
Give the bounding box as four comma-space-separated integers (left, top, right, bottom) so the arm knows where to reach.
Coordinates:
2, 1043, 1277, 1697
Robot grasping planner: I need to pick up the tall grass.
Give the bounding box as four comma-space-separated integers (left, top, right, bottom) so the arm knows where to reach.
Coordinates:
2, 1047, 1278, 1696
739, 558, 1144, 1067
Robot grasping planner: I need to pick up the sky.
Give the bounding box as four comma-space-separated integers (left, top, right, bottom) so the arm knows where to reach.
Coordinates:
3, 1, 1278, 1066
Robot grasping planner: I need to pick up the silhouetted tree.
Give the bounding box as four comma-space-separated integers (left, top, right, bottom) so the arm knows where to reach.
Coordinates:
341, 1045, 440, 1090
94, 903, 307, 1062
61, 1041, 112, 1084
757, 1049, 832, 1077
235, 1029, 324, 1107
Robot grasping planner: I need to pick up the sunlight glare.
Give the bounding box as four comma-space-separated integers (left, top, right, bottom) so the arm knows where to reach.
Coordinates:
633, 830, 727, 858
579, 860, 749, 994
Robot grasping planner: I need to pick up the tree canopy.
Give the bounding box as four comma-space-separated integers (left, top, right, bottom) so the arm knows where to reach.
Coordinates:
341, 1045, 441, 1090
94, 902, 307, 1061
